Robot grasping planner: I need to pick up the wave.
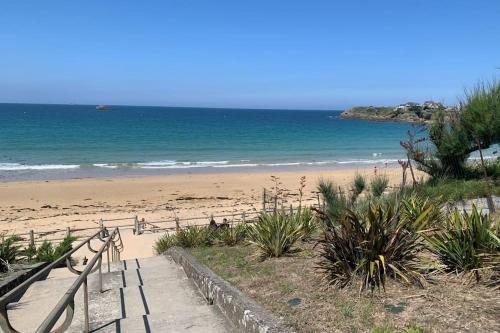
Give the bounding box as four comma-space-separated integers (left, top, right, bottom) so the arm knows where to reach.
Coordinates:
0, 163, 80, 171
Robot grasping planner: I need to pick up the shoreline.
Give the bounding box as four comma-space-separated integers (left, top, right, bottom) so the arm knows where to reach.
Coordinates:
0, 166, 409, 235
0, 160, 402, 183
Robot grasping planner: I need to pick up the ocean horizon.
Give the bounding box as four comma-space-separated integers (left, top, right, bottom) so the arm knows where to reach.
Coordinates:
1, 103, 495, 181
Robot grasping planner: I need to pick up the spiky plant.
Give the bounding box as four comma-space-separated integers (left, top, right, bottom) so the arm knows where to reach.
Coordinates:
401, 193, 444, 227
175, 225, 215, 248
248, 210, 308, 258
0, 234, 22, 272
425, 205, 499, 275
318, 203, 430, 291
154, 232, 178, 254
215, 223, 248, 246
352, 173, 366, 202
318, 179, 349, 227
370, 174, 389, 198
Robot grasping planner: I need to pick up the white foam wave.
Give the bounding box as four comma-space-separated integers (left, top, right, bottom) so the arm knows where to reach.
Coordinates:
337, 159, 399, 165
136, 160, 177, 167
0, 163, 80, 171
93, 163, 118, 169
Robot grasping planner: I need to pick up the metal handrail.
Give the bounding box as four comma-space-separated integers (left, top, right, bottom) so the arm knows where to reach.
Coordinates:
0, 227, 123, 333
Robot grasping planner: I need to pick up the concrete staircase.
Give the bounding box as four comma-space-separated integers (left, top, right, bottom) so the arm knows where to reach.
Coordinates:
5, 256, 231, 332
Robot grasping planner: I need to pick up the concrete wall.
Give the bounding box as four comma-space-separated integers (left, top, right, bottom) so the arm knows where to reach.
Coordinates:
167, 247, 293, 333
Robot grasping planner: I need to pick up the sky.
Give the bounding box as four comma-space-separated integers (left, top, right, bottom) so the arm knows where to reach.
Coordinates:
1, 1, 499, 110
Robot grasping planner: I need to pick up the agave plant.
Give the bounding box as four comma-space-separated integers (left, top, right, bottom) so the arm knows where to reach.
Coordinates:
248, 210, 308, 258
318, 203, 430, 291
425, 205, 500, 275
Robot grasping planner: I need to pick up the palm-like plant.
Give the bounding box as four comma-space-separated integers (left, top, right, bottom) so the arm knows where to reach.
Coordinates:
318, 203, 430, 291
248, 210, 310, 258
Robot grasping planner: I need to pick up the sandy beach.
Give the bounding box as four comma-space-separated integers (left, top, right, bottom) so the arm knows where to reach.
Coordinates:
0, 166, 411, 235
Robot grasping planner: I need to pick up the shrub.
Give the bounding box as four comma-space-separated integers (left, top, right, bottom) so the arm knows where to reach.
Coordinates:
425, 205, 500, 275
0, 234, 22, 272
35, 235, 77, 263
154, 232, 178, 254
318, 179, 349, 227
215, 223, 248, 246
370, 174, 389, 198
416, 178, 500, 202
175, 225, 215, 248
352, 173, 367, 201
401, 193, 444, 227
248, 210, 308, 258
318, 203, 430, 291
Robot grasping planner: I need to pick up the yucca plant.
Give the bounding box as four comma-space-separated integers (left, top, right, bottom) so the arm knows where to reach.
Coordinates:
0, 234, 22, 272
318, 203, 430, 291
215, 223, 248, 246
248, 210, 308, 258
401, 193, 444, 227
425, 205, 499, 275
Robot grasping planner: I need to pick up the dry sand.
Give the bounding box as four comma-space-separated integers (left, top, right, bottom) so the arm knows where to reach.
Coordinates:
0, 166, 410, 258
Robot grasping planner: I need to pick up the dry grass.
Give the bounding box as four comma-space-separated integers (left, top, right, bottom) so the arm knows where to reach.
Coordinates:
189, 243, 500, 333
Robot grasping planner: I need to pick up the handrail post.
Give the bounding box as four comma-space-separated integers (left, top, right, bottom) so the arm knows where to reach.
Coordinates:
98, 254, 103, 293
83, 277, 89, 333
65, 226, 71, 238
134, 215, 138, 235
107, 245, 111, 272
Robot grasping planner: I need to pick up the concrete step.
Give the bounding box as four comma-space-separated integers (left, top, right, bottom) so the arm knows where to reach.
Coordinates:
82, 311, 229, 333
2, 255, 231, 333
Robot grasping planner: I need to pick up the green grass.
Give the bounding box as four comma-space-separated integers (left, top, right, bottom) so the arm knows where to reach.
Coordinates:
188, 246, 274, 284
416, 178, 500, 202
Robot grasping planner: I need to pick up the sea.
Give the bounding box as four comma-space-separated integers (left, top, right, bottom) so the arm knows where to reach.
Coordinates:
0, 103, 450, 181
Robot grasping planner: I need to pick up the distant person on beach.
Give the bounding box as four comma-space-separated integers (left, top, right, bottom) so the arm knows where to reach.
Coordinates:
220, 218, 230, 229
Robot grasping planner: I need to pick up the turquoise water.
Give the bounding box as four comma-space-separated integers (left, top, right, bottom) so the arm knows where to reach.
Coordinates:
0, 103, 414, 180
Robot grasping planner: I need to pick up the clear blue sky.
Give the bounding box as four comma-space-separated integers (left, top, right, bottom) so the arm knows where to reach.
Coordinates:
1, 1, 499, 109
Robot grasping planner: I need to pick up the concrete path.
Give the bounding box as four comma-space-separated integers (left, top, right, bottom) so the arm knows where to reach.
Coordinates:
5, 256, 231, 332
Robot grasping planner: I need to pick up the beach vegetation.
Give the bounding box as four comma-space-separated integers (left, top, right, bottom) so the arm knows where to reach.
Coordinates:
370, 174, 390, 198
402, 80, 500, 179
351, 173, 367, 202
247, 209, 314, 258
154, 232, 178, 254
413, 177, 500, 203
425, 205, 500, 278
400, 193, 444, 227
0, 234, 22, 272
215, 223, 248, 246
317, 179, 350, 227
34, 235, 77, 264
317, 202, 429, 291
